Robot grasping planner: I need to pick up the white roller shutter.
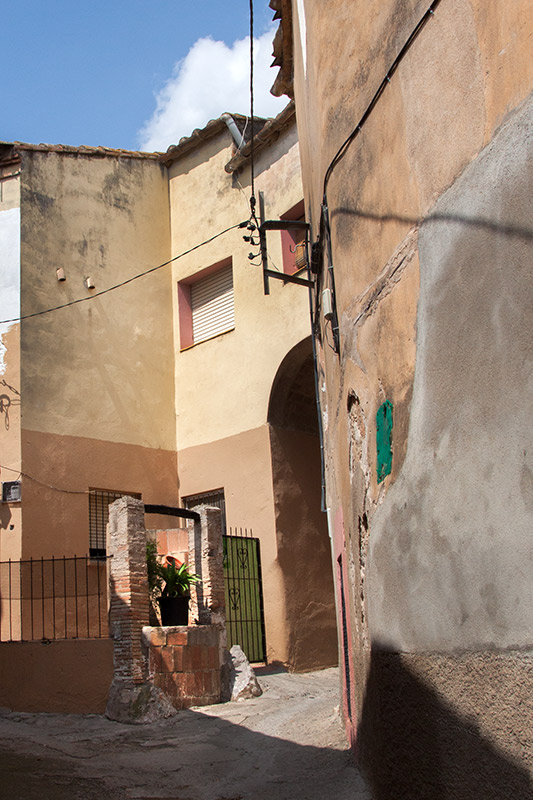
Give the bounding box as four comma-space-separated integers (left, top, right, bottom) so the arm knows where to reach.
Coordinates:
191, 264, 234, 344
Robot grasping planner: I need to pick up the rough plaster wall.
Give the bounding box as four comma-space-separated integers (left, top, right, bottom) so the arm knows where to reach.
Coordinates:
289, 0, 533, 764
19, 151, 175, 450
368, 93, 533, 652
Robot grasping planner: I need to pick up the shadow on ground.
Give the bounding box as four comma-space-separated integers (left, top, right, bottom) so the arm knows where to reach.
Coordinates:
0, 700, 369, 800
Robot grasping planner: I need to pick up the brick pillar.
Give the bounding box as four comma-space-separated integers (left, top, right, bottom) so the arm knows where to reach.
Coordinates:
107, 497, 149, 684
105, 496, 175, 723
188, 506, 226, 650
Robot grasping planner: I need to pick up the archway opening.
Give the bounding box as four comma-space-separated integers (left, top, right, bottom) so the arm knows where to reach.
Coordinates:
268, 337, 338, 671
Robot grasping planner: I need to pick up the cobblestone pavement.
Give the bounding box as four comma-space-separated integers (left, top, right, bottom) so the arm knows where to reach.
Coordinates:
0, 667, 372, 800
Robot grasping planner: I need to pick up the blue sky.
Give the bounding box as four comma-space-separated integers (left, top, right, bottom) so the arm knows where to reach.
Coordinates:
2, 1, 285, 152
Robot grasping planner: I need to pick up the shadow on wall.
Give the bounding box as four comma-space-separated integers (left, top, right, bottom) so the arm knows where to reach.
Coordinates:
0, 504, 11, 531
357, 646, 533, 800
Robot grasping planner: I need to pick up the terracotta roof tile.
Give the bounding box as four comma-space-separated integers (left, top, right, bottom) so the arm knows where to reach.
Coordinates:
0, 141, 163, 161
159, 113, 266, 166
224, 101, 295, 173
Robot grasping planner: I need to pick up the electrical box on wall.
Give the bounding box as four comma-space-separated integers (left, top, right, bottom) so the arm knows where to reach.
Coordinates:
2, 481, 21, 503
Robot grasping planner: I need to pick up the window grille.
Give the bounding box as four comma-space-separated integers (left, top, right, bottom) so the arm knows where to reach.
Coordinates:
88, 488, 141, 559
183, 488, 226, 534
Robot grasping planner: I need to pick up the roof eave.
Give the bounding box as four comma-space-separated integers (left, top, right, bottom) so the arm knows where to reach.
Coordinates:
224, 101, 296, 174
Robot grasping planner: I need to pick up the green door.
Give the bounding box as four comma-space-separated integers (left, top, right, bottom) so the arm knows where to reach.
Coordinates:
223, 534, 266, 663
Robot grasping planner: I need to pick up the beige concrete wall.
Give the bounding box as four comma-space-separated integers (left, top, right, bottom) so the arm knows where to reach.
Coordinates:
168, 126, 309, 451
19, 150, 175, 450
292, 0, 533, 643
15, 150, 177, 556
0, 638, 113, 713
177, 425, 288, 664
20, 429, 178, 558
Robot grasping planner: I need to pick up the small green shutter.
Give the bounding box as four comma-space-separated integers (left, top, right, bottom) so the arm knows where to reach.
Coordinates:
376, 400, 393, 483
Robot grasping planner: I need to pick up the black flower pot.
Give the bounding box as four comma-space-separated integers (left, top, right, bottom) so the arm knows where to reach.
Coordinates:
159, 595, 189, 626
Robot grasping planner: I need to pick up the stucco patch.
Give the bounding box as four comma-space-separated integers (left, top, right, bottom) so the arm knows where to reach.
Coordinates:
368, 92, 533, 652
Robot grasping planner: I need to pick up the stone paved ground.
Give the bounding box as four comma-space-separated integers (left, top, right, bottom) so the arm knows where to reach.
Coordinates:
0, 667, 372, 800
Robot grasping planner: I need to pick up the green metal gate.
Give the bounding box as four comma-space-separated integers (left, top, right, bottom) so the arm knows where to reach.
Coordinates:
223, 528, 266, 663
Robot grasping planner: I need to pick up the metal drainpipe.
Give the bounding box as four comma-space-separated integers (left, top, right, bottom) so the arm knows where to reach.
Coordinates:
221, 113, 245, 150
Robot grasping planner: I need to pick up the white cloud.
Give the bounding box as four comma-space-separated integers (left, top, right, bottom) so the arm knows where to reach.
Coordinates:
138, 29, 287, 152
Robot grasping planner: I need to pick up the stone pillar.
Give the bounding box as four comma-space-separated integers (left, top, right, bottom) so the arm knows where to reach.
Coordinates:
105, 496, 175, 723
188, 506, 226, 650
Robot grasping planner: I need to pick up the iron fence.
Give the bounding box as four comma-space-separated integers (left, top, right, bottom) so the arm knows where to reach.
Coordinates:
0, 556, 109, 642
223, 527, 266, 663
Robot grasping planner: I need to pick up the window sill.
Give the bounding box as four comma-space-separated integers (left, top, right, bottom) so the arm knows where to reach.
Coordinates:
180, 326, 235, 352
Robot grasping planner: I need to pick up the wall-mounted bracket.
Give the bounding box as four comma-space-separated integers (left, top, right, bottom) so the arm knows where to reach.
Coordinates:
263, 269, 314, 288
258, 192, 313, 294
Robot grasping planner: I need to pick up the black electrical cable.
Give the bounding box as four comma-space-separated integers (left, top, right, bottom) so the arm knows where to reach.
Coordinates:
243, 0, 261, 260
249, 0, 256, 205
314, 0, 442, 342
0, 220, 248, 325
0, 463, 88, 494
322, 0, 442, 201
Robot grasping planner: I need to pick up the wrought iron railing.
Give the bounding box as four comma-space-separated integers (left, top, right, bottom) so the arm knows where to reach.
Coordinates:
0, 556, 109, 642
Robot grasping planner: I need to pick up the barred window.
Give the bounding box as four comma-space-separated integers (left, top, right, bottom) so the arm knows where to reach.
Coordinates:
89, 488, 141, 559
183, 488, 226, 534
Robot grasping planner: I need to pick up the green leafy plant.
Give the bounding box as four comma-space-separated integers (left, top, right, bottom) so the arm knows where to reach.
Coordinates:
159, 558, 200, 598
146, 539, 163, 601
146, 536, 201, 604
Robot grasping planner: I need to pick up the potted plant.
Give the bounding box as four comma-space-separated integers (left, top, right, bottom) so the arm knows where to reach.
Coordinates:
147, 546, 200, 626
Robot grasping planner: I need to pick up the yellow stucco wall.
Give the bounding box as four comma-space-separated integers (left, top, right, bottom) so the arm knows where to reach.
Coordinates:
168, 121, 337, 668
19, 150, 176, 450
12, 150, 178, 556
168, 124, 309, 450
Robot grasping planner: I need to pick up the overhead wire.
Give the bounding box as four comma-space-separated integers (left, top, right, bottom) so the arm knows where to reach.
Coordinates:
247, 0, 260, 237
0, 463, 88, 494
0, 220, 248, 325
249, 0, 256, 206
